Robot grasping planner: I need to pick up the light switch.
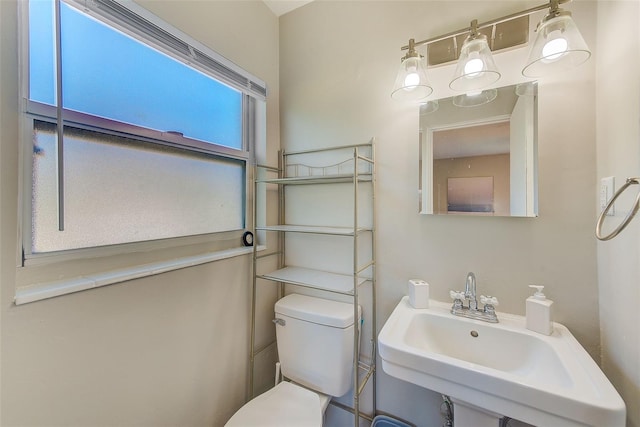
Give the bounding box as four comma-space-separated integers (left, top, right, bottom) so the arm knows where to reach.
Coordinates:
600, 176, 615, 216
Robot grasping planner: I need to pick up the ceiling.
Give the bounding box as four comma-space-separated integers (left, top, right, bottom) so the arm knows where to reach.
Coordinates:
263, 0, 314, 17
433, 121, 511, 160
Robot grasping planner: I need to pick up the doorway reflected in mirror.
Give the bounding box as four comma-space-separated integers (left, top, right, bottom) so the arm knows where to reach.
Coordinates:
419, 82, 538, 217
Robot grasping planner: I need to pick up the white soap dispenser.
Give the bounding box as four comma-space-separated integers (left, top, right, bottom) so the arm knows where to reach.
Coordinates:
526, 285, 553, 335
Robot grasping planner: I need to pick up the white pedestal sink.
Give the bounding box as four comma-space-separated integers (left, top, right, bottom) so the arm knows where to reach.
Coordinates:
378, 297, 626, 427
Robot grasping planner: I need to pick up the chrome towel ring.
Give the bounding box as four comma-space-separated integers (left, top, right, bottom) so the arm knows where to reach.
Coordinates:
596, 177, 640, 241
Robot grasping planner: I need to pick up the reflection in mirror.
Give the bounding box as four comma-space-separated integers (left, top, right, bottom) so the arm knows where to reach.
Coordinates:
419, 82, 538, 217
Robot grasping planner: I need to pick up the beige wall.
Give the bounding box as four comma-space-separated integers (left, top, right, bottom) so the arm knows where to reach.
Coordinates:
433, 154, 510, 215
4, 1, 638, 427
0, 1, 279, 425
280, 1, 598, 425
596, 2, 640, 426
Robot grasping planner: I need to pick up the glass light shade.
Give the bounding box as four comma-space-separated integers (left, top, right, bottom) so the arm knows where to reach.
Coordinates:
522, 13, 591, 77
453, 88, 498, 107
391, 55, 433, 101
515, 81, 537, 97
449, 34, 501, 91
419, 99, 439, 115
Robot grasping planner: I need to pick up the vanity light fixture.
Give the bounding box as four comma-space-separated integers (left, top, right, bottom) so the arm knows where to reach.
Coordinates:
392, 0, 590, 102
391, 38, 433, 101
449, 20, 501, 92
522, 0, 591, 77
452, 88, 498, 108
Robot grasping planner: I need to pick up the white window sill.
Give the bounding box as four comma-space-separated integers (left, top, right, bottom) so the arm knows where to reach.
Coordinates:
15, 245, 263, 305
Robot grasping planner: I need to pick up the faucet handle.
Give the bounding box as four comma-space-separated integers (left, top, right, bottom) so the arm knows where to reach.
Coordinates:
450, 290, 465, 300
480, 295, 499, 306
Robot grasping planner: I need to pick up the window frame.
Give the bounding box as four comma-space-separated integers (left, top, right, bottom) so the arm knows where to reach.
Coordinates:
17, 0, 266, 269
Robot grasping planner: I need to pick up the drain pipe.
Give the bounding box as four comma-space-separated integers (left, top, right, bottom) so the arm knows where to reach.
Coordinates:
441, 395, 453, 427
440, 394, 514, 427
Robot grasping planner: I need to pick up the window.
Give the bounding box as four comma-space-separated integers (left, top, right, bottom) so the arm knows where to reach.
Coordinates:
21, 0, 266, 262
31, 121, 246, 252
29, 1, 244, 149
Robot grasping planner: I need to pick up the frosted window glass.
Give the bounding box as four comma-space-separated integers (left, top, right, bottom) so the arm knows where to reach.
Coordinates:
32, 122, 244, 253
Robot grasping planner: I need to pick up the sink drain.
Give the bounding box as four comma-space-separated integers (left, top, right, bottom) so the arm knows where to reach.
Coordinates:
470, 330, 479, 337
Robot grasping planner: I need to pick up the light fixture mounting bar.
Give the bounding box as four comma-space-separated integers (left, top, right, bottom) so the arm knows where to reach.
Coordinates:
400, 0, 571, 51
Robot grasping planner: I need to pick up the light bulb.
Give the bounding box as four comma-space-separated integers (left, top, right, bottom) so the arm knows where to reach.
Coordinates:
466, 89, 483, 96
542, 31, 568, 61
464, 58, 484, 77
404, 72, 420, 90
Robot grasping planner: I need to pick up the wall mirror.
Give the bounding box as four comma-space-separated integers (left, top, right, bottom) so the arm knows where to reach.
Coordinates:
419, 82, 538, 217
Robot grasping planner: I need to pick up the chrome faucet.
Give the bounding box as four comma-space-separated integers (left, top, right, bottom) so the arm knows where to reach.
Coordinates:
450, 272, 499, 323
464, 272, 478, 311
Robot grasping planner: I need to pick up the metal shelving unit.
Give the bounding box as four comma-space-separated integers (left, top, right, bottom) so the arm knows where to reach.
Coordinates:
249, 140, 376, 426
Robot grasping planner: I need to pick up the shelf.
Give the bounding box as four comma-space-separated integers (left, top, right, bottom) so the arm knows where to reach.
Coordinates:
251, 141, 376, 424
257, 173, 373, 185
256, 224, 372, 236
258, 266, 369, 294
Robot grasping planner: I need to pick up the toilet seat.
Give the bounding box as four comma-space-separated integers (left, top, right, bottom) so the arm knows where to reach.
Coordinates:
225, 381, 328, 427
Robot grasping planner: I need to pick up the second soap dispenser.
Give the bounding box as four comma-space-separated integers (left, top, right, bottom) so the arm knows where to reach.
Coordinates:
526, 285, 553, 335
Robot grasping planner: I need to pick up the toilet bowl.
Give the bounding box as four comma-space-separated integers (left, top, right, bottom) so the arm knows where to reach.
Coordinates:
225, 381, 331, 427
225, 294, 360, 427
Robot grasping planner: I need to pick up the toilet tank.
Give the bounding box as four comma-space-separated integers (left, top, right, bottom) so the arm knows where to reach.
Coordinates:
274, 294, 361, 397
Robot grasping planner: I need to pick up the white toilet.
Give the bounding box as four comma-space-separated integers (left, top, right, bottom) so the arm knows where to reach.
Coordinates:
225, 293, 361, 427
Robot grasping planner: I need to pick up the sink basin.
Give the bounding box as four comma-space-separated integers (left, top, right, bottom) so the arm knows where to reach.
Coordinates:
378, 297, 626, 427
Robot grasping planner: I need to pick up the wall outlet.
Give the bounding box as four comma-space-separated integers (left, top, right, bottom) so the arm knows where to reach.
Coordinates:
600, 176, 615, 216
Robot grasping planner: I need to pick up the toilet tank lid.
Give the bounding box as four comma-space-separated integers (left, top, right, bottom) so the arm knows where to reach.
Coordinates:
275, 294, 361, 328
